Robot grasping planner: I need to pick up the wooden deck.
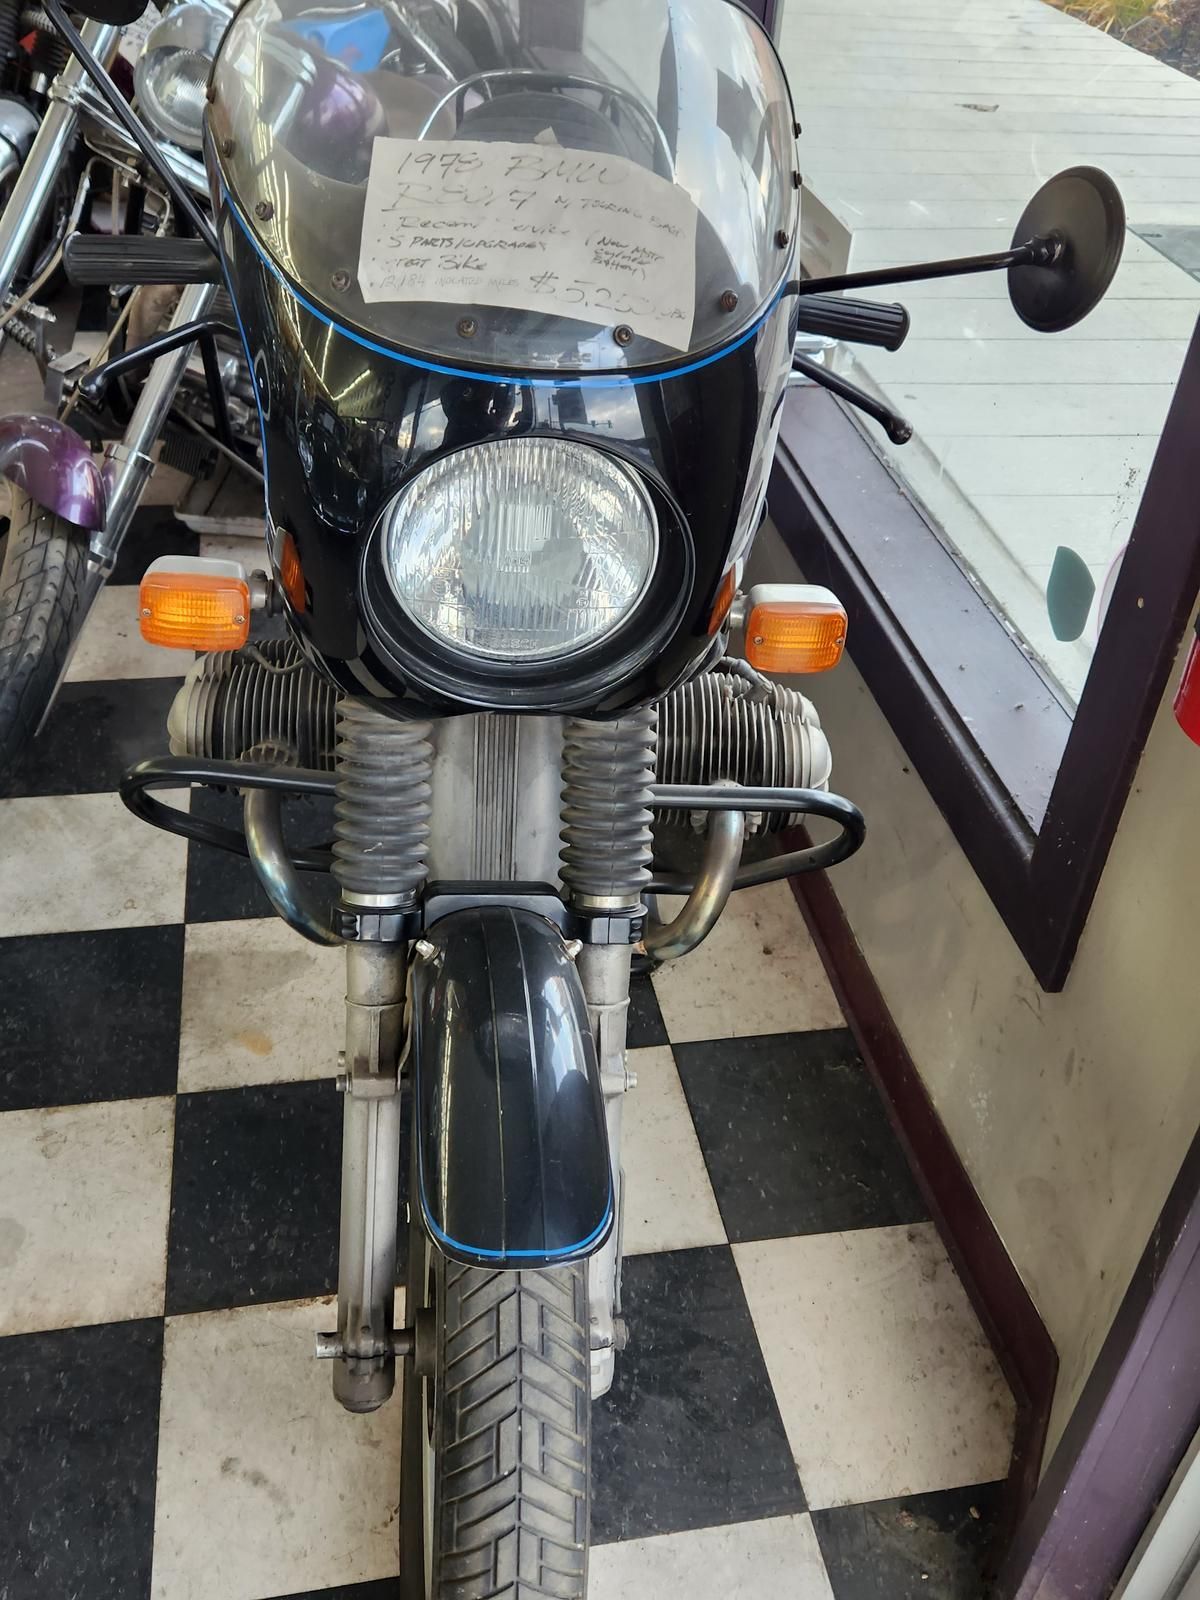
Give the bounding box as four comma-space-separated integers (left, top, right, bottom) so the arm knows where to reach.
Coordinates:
776, 0, 1200, 700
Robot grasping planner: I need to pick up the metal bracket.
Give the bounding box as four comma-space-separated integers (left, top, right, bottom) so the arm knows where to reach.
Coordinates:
335, 904, 422, 944
334, 998, 404, 1101
315, 1328, 413, 1361
422, 883, 645, 946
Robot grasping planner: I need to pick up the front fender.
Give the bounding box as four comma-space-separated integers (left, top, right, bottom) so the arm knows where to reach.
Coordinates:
410, 906, 613, 1269
0, 414, 106, 531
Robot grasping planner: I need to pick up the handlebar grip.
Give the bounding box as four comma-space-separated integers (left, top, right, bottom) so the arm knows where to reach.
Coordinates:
793, 294, 910, 352
63, 233, 222, 287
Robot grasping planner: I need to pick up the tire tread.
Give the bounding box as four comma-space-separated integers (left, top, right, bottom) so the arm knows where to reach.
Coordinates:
435, 1262, 589, 1600
0, 492, 89, 781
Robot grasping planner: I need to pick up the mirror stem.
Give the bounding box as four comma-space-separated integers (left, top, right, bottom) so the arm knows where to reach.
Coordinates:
788, 233, 1062, 299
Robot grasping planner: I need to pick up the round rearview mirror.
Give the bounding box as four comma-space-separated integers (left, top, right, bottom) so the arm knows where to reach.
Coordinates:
1009, 167, 1126, 333
69, 0, 151, 22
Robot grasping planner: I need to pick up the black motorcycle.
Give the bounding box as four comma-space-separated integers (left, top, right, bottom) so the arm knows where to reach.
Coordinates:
101, 0, 1126, 1592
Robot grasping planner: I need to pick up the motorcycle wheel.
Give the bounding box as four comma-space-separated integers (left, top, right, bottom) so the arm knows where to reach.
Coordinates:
0, 491, 89, 781
400, 1225, 591, 1600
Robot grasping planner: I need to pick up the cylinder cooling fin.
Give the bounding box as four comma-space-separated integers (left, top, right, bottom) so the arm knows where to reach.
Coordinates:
169, 649, 832, 845
655, 671, 832, 833
168, 640, 341, 769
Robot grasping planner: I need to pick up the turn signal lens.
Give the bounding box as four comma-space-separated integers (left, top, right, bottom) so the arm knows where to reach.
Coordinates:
744, 586, 847, 674
139, 557, 250, 650
707, 564, 741, 636
278, 529, 306, 614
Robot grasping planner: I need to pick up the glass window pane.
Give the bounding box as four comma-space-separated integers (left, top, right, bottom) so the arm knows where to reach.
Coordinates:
778, 0, 1199, 707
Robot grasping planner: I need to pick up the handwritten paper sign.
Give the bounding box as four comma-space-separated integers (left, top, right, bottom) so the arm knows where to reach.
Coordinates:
357, 137, 698, 352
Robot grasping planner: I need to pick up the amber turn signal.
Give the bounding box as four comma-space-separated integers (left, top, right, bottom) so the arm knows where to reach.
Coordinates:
743, 585, 847, 674
278, 529, 306, 615
707, 563, 742, 635
139, 557, 251, 651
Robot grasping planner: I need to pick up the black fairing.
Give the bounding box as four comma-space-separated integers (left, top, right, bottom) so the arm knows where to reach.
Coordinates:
409, 907, 612, 1269
219, 201, 795, 718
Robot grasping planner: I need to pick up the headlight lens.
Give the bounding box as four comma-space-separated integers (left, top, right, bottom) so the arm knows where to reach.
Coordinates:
134, 1, 228, 152
382, 439, 659, 663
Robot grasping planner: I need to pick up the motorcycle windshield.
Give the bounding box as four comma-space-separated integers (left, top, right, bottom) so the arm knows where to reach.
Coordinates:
209, 0, 797, 372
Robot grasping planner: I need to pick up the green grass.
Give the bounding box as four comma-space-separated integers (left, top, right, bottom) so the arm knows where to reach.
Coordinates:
1046, 0, 1174, 35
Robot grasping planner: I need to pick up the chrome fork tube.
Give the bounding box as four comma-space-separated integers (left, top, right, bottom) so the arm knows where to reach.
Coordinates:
92, 280, 220, 582
330, 939, 409, 1414
0, 18, 119, 303
578, 941, 637, 1398
323, 701, 433, 1413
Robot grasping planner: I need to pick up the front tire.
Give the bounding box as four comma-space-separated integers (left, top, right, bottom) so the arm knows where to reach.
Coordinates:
401, 1235, 591, 1600
0, 491, 90, 783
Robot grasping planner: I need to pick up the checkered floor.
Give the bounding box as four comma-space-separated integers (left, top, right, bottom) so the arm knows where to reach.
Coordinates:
0, 510, 1016, 1600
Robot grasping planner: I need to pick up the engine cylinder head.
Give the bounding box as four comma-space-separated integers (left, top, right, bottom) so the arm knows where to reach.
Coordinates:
655, 671, 831, 834
168, 639, 340, 769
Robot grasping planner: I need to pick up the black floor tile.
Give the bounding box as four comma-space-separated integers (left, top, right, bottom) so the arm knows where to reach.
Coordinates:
813, 1482, 1004, 1600
591, 1244, 804, 1544
676, 1029, 929, 1242
167, 1079, 344, 1314
627, 970, 669, 1049
108, 506, 198, 586
6, 677, 182, 798
167, 1078, 411, 1315
0, 925, 183, 1111
0, 1318, 163, 1600
185, 786, 338, 923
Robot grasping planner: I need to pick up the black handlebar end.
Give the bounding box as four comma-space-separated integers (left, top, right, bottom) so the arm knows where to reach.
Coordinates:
794, 293, 911, 352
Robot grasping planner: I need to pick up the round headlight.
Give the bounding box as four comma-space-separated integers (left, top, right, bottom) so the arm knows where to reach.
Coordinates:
382, 439, 659, 663
134, 1, 228, 152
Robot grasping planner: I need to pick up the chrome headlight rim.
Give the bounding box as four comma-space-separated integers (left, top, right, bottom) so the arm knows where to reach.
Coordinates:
360, 438, 694, 713
134, 0, 231, 152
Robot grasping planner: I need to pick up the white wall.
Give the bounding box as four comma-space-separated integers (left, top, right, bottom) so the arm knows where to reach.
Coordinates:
752, 525, 1200, 1454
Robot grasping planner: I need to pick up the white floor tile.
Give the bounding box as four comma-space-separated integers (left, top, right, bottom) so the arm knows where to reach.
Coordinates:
620, 1046, 726, 1256
66, 585, 191, 682
0, 1097, 173, 1335
178, 919, 345, 1092
0, 791, 187, 937
652, 881, 843, 1044
735, 1224, 1015, 1510
197, 530, 270, 566
591, 1514, 835, 1600
151, 1298, 401, 1600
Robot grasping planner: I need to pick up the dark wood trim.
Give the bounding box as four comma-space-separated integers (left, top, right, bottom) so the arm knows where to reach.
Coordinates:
773, 390, 1069, 840
746, 0, 786, 34
785, 843, 1058, 1522
999, 1124, 1200, 1598
771, 320, 1200, 991
789, 847, 1200, 1595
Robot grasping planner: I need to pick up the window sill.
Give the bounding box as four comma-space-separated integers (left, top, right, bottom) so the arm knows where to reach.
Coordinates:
769, 325, 1200, 991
